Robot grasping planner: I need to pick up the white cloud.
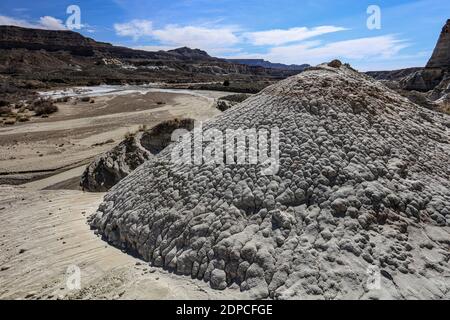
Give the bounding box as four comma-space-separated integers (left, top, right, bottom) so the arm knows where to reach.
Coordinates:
38, 16, 66, 30
114, 20, 240, 54
114, 19, 153, 40
244, 26, 347, 46
0, 15, 67, 30
233, 35, 409, 68
0, 15, 35, 28
152, 25, 240, 49
134, 45, 242, 56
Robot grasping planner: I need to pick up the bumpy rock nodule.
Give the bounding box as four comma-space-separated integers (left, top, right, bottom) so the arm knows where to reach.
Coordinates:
90, 64, 450, 299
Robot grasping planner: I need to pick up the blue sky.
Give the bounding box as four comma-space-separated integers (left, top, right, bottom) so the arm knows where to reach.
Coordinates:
0, 0, 449, 71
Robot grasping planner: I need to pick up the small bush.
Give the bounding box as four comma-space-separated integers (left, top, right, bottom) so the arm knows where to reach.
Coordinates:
32, 99, 58, 116
16, 114, 30, 122
0, 100, 10, 107
3, 118, 16, 125
0, 105, 12, 116
56, 96, 70, 103
223, 80, 230, 87
328, 59, 342, 68
124, 131, 136, 140
81, 96, 91, 102
216, 100, 233, 112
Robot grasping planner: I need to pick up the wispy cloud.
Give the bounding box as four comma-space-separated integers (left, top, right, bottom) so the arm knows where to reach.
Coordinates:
133, 45, 177, 52
38, 16, 66, 30
0, 15, 66, 30
114, 19, 240, 54
152, 25, 240, 49
233, 35, 409, 68
244, 26, 348, 46
114, 19, 153, 40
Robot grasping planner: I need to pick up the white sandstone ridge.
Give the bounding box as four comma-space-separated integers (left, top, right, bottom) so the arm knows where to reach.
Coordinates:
90, 62, 450, 300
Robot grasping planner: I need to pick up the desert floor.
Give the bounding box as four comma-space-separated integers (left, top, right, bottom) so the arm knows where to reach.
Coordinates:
0, 89, 248, 299
0, 89, 224, 185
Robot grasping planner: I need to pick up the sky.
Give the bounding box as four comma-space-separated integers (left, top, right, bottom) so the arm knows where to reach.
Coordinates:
0, 0, 449, 71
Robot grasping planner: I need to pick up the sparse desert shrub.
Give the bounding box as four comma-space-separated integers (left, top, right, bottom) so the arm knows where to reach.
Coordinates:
14, 102, 24, 109
18, 106, 29, 113
3, 118, 16, 125
328, 59, 342, 68
138, 124, 148, 132
81, 96, 91, 102
216, 100, 234, 112
223, 80, 230, 87
32, 99, 58, 116
56, 96, 70, 103
0, 100, 10, 107
124, 131, 136, 140
16, 114, 30, 122
0, 105, 12, 116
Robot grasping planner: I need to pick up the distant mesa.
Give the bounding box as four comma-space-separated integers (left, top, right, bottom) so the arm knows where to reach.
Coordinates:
0, 25, 306, 88
228, 58, 310, 71
168, 47, 213, 60
426, 19, 450, 69
401, 19, 450, 92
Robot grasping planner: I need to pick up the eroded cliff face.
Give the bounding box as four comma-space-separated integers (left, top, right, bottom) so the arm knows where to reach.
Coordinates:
402, 20, 450, 93
90, 63, 450, 300
427, 20, 450, 69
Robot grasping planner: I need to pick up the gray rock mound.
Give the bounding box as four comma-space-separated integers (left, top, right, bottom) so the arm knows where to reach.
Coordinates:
90, 64, 450, 299
81, 119, 195, 191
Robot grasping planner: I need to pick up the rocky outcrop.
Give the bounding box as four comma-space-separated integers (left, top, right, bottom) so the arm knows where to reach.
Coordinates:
401, 68, 445, 92
365, 20, 450, 113
401, 20, 450, 94
0, 26, 303, 85
90, 63, 450, 299
81, 119, 195, 192
427, 19, 450, 69
80, 132, 151, 192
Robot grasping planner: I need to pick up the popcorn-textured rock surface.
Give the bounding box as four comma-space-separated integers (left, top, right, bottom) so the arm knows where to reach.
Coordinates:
91, 64, 450, 299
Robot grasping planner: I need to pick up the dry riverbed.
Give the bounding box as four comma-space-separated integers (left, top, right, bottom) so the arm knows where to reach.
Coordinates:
0, 89, 224, 185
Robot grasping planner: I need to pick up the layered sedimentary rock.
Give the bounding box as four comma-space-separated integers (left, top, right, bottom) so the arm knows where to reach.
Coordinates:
90, 64, 450, 299
0, 26, 303, 87
427, 19, 450, 69
402, 20, 450, 94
